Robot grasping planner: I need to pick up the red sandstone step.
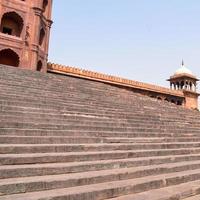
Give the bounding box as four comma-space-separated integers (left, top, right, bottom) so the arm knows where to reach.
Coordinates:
2, 103, 197, 123
1, 160, 200, 195
0, 92, 193, 114
2, 136, 200, 144
0, 129, 185, 138
183, 194, 200, 200
2, 169, 200, 199
0, 113, 166, 125
0, 118, 166, 129
106, 180, 200, 200
2, 142, 200, 154
2, 154, 200, 179
2, 148, 200, 165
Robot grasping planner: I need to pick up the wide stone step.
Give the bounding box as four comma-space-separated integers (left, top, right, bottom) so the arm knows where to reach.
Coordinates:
2, 142, 200, 154
183, 194, 200, 200
2, 111, 195, 129
1, 105, 164, 121
2, 168, 200, 199
3, 114, 197, 130
107, 180, 200, 200
1, 100, 137, 115
0, 122, 195, 133
2, 136, 200, 144
0, 97, 136, 114
0, 80, 136, 98
0, 110, 161, 121
0, 129, 184, 138
0, 123, 166, 132
1, 160, 200, 196
1, 98, 193, 121
0, 93, 139, 111
0, 108, 165, 122
0, 83, 160, 106
2, 154, 200, 179
1, 97, 195, 120
0, 118, 166, 128
2, 111, 196, 128
0, 113, 166, 124
2, 148, 200, 165
2, 100, 194, 122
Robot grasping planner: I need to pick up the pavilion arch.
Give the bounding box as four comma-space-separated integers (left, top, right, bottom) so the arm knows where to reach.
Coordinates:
0, 11, 24, 37
157, 97, 162, 101
164, 98, 169, 102
177, 100, 182, 106
39, 28, 45, 46
37, 60, 43, 71
171, 99, 176, 104
0, 49, 20, 67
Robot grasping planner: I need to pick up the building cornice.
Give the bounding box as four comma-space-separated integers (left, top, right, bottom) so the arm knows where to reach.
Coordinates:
168, 73, 199, 81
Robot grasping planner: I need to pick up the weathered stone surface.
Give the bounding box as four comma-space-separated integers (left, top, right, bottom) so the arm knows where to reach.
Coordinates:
0, 65, 200, 199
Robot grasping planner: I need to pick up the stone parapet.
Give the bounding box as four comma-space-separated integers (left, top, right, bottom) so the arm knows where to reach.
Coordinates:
48, 63, 184, 98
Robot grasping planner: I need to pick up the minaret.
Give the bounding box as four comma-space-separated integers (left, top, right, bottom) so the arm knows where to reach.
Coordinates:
0, 0, 53, 72
168, 61, 199, 109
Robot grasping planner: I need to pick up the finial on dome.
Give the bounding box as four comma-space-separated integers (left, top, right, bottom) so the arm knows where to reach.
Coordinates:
181, 60, 184, 67
173, 60, 193, 76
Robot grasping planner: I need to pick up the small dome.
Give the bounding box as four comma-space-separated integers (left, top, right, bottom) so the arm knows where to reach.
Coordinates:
174, 62, 193, 76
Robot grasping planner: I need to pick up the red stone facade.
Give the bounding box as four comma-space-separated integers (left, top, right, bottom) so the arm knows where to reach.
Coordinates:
0, 0, 53, 72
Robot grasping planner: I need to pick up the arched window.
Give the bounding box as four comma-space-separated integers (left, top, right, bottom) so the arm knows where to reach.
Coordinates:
181, 81, 184, 89
177, 100, 182, 106
164, 98, 169, 102
171, 99, 175, 104
0, 12, 24, 37
176, 82, 180, 90
37, 60, 43, 71
0, 49, 19, 67
185, 81, 189, 90
39, 28, 45, 46
189, 82, 192, 91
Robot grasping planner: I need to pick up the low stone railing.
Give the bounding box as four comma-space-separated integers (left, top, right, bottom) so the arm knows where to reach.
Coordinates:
48, 63, 184, 97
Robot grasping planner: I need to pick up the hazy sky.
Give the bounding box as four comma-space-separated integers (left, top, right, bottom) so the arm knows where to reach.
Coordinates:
49, 0, 200, 89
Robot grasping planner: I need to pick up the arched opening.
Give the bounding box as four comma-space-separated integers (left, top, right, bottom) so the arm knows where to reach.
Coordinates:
189, 82, 192, 91
39, 28, 45, 46
164, 98, 169, 102
171, 99, 175, 104
0, 49, 19, 67
177, 100, 182, 106
0, 12, 24, 37
37, 60, 43, 71
181, 81, 184, 89
176, 82, 180, 90
185, 81, 189, 90
157, 97, 162, 101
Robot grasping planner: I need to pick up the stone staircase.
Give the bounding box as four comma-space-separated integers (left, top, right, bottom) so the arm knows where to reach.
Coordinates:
0, 65, 200, 199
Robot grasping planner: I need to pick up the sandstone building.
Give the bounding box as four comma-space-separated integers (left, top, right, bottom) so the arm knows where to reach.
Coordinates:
0, 0, 52, 71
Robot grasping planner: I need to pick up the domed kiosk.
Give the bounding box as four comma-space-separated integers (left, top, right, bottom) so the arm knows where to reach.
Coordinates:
168, 61, 199, 109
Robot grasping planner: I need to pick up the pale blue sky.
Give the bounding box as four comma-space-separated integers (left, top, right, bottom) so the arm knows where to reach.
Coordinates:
49, 0, 200, 89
